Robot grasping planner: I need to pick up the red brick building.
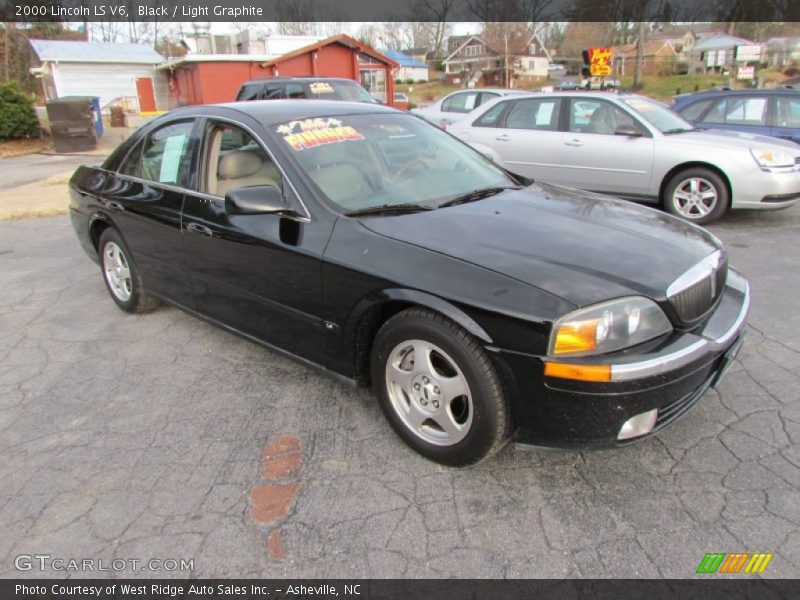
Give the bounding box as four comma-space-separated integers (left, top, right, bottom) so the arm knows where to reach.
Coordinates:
159, 35, 399, 107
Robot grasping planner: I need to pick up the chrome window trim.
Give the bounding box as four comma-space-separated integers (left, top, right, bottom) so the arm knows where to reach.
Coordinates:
666, 250, 723, 298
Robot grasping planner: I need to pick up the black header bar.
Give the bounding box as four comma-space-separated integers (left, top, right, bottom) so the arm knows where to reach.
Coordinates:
3, 0, 800, 22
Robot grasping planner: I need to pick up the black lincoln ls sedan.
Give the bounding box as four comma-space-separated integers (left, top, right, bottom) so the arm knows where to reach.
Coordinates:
68, 100, 749, 466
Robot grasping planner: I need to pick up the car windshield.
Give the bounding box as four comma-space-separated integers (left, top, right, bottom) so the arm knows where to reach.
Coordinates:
619, 96, 696, 133
309, 80, 378, 103
273, 113, 517, 213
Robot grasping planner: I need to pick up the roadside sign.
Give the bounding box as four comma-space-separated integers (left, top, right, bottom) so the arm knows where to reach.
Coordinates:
737, 65, 755, 80
582, 48, 613, 78
736, 45, 762, 61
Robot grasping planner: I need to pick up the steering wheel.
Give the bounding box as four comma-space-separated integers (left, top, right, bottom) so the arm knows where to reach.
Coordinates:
390, 158, 430, 182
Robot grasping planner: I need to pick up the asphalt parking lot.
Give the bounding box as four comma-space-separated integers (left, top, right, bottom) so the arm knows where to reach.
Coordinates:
1, 206, 799, 578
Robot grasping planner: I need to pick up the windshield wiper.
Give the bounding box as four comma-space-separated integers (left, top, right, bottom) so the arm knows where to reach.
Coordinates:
345, 203, 434, 217
663, 127, 701, 134
438, 186, 519, 208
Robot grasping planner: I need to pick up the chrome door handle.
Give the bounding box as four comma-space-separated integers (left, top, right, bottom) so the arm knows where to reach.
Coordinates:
106, 201, 124, 212
186, 222, 213, 238
495, 134, 510, 141
564, 139, 583, 147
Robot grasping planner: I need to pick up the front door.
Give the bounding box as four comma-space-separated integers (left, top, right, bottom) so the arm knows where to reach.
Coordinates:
561, 98, 655, 199
102, 118, 198, 307
135, 77, 157, 113
180, 118, 327, 363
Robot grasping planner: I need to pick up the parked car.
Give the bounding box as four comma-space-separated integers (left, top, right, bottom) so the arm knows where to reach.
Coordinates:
411, 88, 526, 129
555, 80, 582, 91
393, 92, 409, 111
672, 87, 800, 145
236, 77, 379, 104
448, 91, 800, 224
69, 100, 748, 465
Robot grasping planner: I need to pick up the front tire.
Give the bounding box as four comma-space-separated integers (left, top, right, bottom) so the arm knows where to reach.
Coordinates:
663, 167, 728, 225
370, 308, 509, 466
98, 228, 159, 313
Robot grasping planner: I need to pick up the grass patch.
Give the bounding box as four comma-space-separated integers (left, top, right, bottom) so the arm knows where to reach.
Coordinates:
620, 74, 728, 101
0, 137, 51, 158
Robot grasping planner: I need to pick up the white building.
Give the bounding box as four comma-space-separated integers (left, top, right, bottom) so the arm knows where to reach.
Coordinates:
29, 40, 168, 113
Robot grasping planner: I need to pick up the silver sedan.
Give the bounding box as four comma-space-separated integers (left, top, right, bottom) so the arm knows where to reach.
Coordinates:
447, 92, 800, 224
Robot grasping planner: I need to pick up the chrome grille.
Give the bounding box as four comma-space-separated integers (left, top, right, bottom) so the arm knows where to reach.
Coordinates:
668, 253, 727, 324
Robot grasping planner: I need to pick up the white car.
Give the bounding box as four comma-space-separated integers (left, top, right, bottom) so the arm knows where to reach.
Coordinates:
411, 88, 527, 129
447, 91, 800, 224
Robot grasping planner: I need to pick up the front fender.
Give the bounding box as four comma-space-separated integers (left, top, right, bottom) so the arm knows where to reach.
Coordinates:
348, 288, 494, 344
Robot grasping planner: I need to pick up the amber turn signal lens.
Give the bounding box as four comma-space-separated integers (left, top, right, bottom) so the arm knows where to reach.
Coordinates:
544, 361, 612, 382
552, 319, 599, 355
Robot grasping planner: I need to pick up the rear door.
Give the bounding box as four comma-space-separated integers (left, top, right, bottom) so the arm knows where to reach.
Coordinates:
771, 94, 800, 144
464, 97, 563, 182
561, 97, 655, 198
102, 118, 199, 307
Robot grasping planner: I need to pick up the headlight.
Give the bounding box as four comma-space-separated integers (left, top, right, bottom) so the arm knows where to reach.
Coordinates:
750, 147, 796, 169
549, 297, 672, 357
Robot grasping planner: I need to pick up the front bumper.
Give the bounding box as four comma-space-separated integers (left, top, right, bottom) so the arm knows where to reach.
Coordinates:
732, 168, 800, 209
494, 269, 750, 450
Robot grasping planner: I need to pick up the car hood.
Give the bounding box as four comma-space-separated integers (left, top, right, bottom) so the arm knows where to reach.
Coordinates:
664, 128, 800, 151
359, 183, 722, 307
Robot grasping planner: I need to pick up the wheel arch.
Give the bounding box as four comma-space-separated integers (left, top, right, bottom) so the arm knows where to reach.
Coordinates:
659, 162, 732, 208
348, 289, 494, 386
88, 213, 114, 252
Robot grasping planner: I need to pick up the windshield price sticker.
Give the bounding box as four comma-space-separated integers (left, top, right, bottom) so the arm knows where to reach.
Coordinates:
277, 118, 364, 151
309, 82, 336, 94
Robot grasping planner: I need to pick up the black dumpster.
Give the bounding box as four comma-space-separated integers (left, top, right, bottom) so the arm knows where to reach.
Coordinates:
46, 96, 98, 153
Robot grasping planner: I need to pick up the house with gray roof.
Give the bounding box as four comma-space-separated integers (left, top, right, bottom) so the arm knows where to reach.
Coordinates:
29, 40, 169, 113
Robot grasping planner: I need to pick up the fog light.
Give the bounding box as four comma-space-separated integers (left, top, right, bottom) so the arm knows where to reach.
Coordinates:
617, 409, 658, 441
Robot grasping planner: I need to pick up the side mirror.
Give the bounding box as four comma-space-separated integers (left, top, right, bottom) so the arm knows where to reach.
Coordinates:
614, 125, 644, 137
225, 185, 295, 216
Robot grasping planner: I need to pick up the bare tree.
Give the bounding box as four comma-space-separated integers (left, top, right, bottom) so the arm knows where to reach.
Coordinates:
406, 0, 454, 59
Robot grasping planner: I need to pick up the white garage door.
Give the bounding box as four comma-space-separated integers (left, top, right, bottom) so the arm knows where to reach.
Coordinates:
55, 63, 159, 112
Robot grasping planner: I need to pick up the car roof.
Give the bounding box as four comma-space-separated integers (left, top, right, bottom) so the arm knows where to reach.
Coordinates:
167, 99, 399, 126
240, 77, 360, 85
678, 87, 800, 98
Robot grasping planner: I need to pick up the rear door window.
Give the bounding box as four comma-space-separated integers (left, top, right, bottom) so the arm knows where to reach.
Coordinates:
445, 92, 481, 113
702, 96, 768, 126
237, 84, 262, 101
138, 121, 196, 185
504, 98, 561, 131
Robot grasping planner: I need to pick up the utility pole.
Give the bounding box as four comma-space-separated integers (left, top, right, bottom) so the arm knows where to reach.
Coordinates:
633, 20, 646, 88
504, 34, 509, 88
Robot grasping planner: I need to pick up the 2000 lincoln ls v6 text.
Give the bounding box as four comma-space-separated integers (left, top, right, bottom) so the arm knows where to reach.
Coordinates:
69, 101, 750, 466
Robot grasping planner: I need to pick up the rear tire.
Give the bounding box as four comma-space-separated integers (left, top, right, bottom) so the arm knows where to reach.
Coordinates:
663, 167, 728, 225
370, 308, 509, 466
98, 228, 159, 314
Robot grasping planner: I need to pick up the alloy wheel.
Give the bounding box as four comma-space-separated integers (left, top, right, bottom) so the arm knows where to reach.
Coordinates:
103, 242, 132, 302
672, 177, 718, 219
384, 339, 473, 446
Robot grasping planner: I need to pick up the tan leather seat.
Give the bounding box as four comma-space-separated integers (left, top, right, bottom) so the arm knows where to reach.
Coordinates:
301, 143, 372, 208
216, 151, 280, 196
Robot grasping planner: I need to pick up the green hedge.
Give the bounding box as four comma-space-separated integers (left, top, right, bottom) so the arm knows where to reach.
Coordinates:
0, 83, 40, 141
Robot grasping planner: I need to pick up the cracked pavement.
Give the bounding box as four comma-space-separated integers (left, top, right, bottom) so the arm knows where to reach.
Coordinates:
0, 206, 798, 579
